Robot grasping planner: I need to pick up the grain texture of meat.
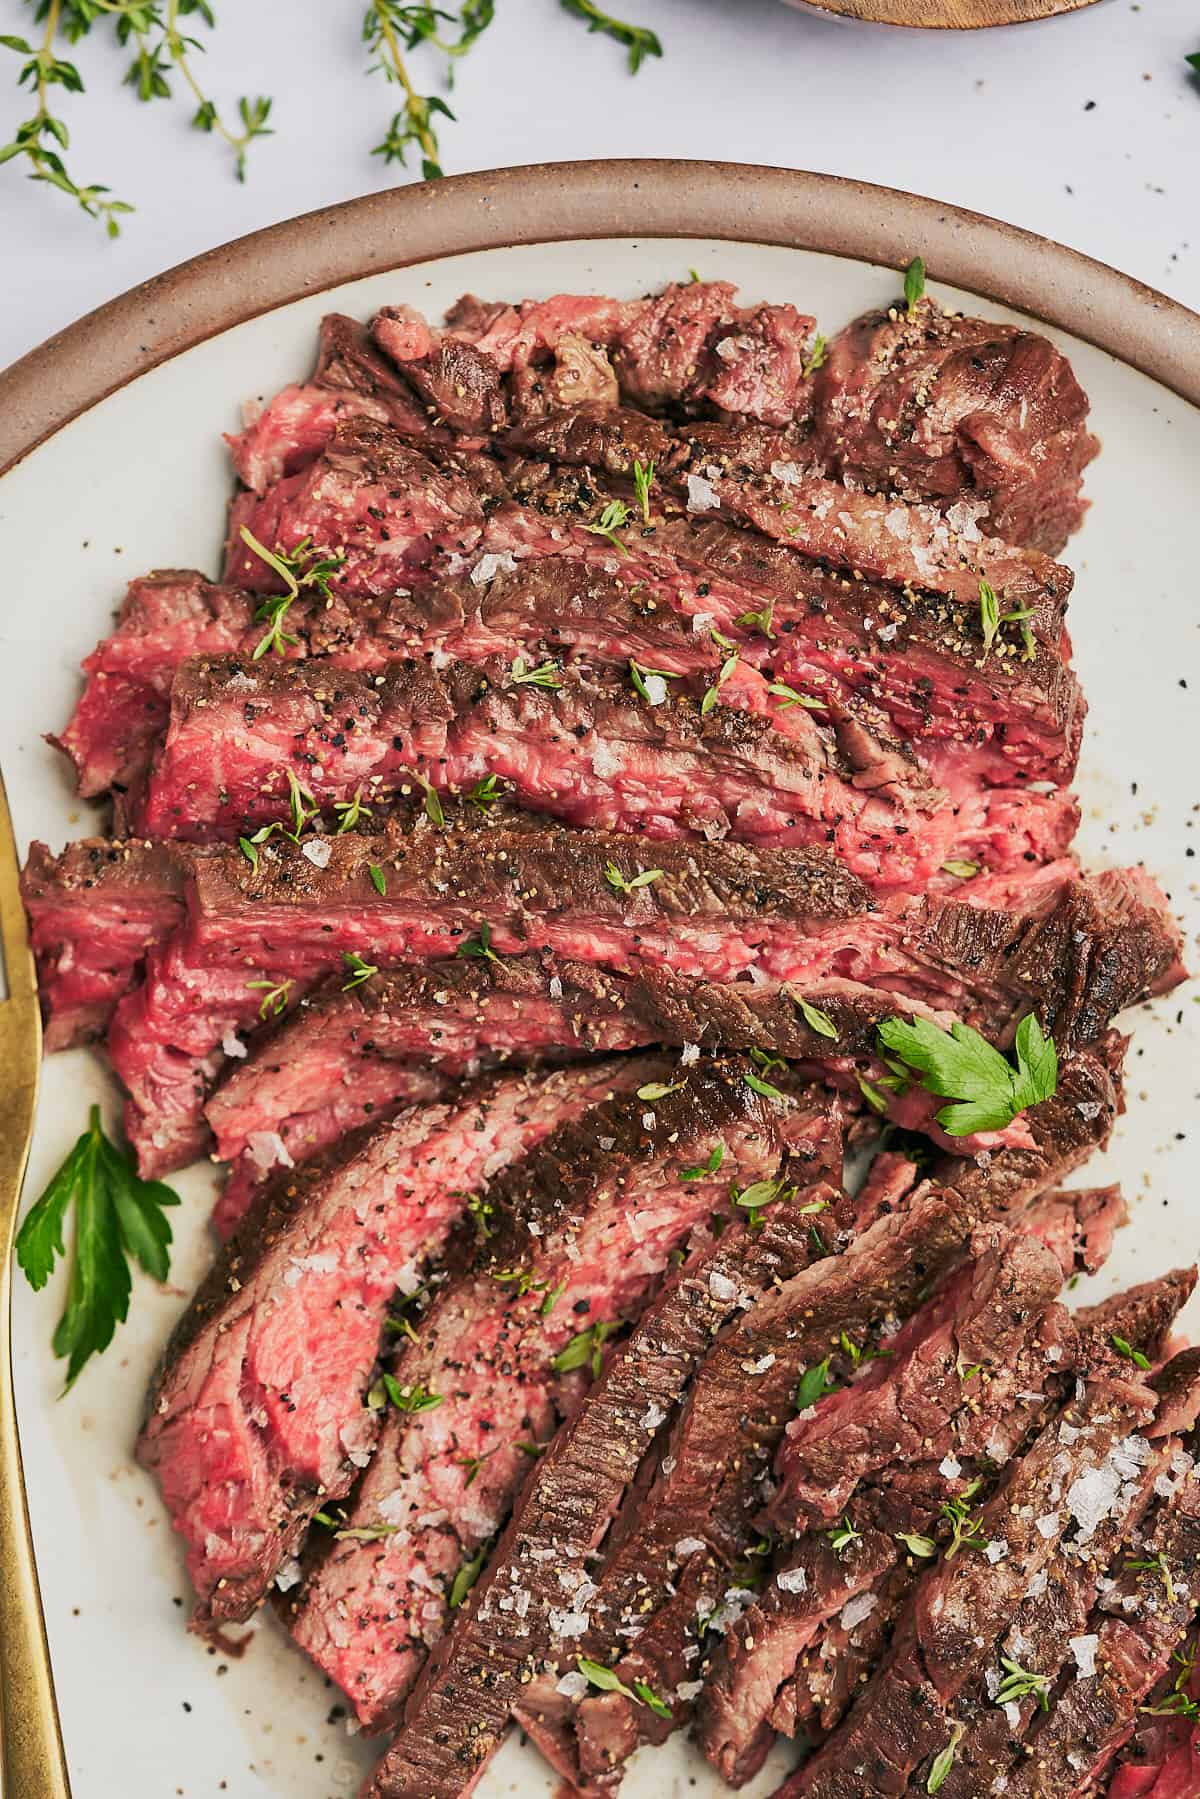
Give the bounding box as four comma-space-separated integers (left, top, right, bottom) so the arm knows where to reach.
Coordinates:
27, 819, 1177, 1175
286, 1064, 831, 1729
135, 651, 1075, 888
813, 295, 1099, 554
137, 1062, 632, 1625
361, 1139, 849, 1799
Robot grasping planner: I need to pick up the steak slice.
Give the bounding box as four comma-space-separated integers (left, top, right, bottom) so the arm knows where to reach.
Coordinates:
517, 1038, 1126, 1787
223, 419, 485, 596
201, 961, 969, 1186
54, 558, 1078, 891
701, 1226, 1075, 1785
19, 836, 185, 1050
284, 1066, 840, 1729
31, 818, 1175, 1174
360, 1155, 856, 1799
780, 1374, 1161, 1799
904, 1358, 1200, 1799
222, 416, 1083, 781
135, 651, 1074, 887
137, 1060, 634, 1626
812, 295, 1099, 555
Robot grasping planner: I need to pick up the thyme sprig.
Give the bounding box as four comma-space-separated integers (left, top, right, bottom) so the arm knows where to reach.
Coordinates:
1, 0, 271, 233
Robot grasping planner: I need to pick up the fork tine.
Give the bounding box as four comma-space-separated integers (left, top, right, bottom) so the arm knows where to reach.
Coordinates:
0, 761, 37, 1010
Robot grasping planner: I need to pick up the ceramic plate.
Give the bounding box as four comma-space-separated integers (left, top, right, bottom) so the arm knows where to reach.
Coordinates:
0, 162, 1196, 1799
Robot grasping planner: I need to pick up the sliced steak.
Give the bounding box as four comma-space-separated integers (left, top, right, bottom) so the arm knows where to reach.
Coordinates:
54, 559, 1078, 893
360, 1157, 851, 1799
137, 1061, 633, 1625
223, 419, 485, 596
780, 1374, 1161, 1798
19, 836, 185, 1050
222, 416, 1083, 781
201, 961, 967, 1188
135, 651, 1074, 887
812, 295, 1099, 554
31, 819, 1174, 1174
701, 1226, 1074, 1785
919, 1358, 1200, 1799
227, 312, 454, 492
285, 1066, 838, 1729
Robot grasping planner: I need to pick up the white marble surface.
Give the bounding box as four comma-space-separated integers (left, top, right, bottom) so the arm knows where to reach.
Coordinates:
1, 0, 1198, 369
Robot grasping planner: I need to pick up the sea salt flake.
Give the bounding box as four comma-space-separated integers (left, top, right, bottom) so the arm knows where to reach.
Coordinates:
680, 1042, 700, 1066
556, 1671, 589, 1699
302, 838, 332, 869
675, 1679, 704, 1702
1070, 1634, 1098, 1678
770, 460, 806, 487
274, 1558, 303, 1593
776, 1566, 808, 1595
222, 1033, 248, 1059
548, 1608, 590, 1639
840, 1592, 877, 1631
1037, 1511, 1061, 1539
470, 551, 518, 587
939, 1454, 962, 1480
641, 1403, 668, 1431
246, 1130, 294, 1173
686, 473, 721, 513
674, 1537, 705, 1559
643, 674, 669, 706
985, 1540, 1009, 1564
709, 1272, 738, 1303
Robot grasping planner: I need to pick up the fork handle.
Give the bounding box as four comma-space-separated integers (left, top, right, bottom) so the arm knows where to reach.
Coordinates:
0, 1284, 72, 1799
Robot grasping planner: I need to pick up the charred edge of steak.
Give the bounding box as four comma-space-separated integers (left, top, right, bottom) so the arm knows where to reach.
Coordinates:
360, 1146, 847, 1799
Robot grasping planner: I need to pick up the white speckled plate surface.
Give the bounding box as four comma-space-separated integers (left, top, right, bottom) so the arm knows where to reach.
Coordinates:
0, 170, 1197, 1799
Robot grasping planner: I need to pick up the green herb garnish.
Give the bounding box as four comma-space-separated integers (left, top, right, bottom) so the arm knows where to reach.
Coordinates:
744, 1069, 785, 1101
793, 996, 838, 1040
632, 457, 654, 525
941, 859, 980, 879
448, 1543, 487, 1608
16, 1106, 180, 1390
995, 1655, 1051, 1711
897, 1531, 937, 1559
467, 773, 503, 812
767, 681, 827, 711
1111, 1334, 1152, 1371
978, 577, 1036, 660
795, 1358, 837, 1411
334, 787, 374, 833
827, 1515, 861, 1554
368, 863, 388, 896
559, 1, 662, 74
681, 1143, 724, 1181
877, 1011, 1058, 1138
456, 922, 501, 964
700, 651, 738, 717
903, 256, 926, 312
735, 602, 776, 640
628, 658, 679, 705
604, 860, 664, 896
238, 528, 346, 658
637, 1080, 684, 1101
510, 656, 562, 689
927, 1722, 963, 1793
553, 1319, 615, 1378
582, 497, 632, 553
246, 976, 292, 1020
341, 950, 379, 989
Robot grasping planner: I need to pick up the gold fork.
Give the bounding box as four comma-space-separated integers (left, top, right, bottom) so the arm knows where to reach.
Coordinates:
0, 764, 72, 1798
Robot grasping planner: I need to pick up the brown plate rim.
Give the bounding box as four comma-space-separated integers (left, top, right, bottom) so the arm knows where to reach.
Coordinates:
2, 158, 1198, 480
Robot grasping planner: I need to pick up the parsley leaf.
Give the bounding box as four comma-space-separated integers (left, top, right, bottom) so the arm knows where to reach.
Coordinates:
16, 1106, 180, 1391
876, 1011, 1057, 1137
